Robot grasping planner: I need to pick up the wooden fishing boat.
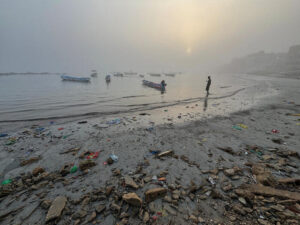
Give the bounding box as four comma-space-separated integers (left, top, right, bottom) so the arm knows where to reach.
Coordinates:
142, 80, 162, 90
61, 75, 90, 82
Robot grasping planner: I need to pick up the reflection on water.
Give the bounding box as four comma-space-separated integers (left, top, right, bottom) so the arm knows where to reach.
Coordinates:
0, 73, 254, 121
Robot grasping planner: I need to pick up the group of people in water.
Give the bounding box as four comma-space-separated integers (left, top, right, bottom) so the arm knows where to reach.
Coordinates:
160, 75, 211, 95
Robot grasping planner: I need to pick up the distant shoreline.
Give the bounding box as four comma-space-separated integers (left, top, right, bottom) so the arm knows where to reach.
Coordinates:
0, 72, 61, 76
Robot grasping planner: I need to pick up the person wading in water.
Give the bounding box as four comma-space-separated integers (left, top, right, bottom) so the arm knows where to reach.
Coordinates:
206, 76, 211, 95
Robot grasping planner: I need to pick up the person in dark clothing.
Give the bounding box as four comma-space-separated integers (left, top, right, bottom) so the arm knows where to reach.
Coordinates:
206, 76, 211, 95
161, 80, 167, 92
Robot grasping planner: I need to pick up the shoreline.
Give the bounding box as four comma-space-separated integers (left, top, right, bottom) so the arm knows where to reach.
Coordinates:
0, 75, 299, 224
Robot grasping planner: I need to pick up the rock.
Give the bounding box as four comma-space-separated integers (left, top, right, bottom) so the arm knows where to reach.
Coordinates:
272, 138, 283, 144
120, 212, 130, 219
224, 166, 241, 177
145, 188, 167, 202
222, 183, 233, 192
107, 157, 114, 165
60, 164, 71, 176
158, 150, 173, 158
143, 211, 149, 223
198, 217, 205, 223
238, 197, 247, 206
45, 196, 67, 222
87, 211, 96, 222
110, 203, 121, 214
164, 204, 176, 215
189, 215, 198, 223
123, 193, 142, 206
247, 184, 300, 201
270, 204, 285, 212
124, 176, 139, 189
20, 157, 40, 166
258, 219, 272, 225
73, 209, 87, 219
106, 186, 114, 196
32, 167, 45, 177
41, 200, 52, 209
232, 204, 246, 215
96, 205, 106, 214
79, 160, 96, 171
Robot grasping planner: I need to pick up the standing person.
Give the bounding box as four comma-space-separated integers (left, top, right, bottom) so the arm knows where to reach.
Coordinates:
161, 80, 167, 92
206, 76, 211, 95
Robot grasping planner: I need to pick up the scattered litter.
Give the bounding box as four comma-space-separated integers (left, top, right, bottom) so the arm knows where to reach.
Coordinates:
0, 133, 8, 138
158, 177, 166, 181
146, 127, 154, 132
232, 125, 242, 131
149, 150, 160, 155
58, 128, 64, 131
63, 134, 73, 139
35, 127, 45, 133
152, 175, 158, 181
5, 137, 16, 146
1, 179, 12, 185
50, 121, 54, 125
78, 121, 87, 124
271, 129, 279, 134
86, 152, 100, 159
106, 119, 121, 125
291, 113, 300, 116
208, 177, 215, 185
237, 124, 248, 129
296, 123, 300, 126
96, 124, 109, 128
70, 166, 78, 173
110, 154, 118, 162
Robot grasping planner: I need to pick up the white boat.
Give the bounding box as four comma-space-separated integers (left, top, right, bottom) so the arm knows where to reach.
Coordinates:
113, 72, 123, 77
105, 75, 111, 82
164, 73, 175, 77
149, 73, 161, 77
91, 70, 98, 77
124, 72, 137, 75
61, 75, 90, 82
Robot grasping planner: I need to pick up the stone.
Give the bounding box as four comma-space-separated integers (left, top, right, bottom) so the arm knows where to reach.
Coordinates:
145, 188, 167, 202
88, 211, 97, 222
238, 197, 247, 206
143, 211, 149, 223
124, 176, 139, 189
107, 157, 114, 164
258, 219, 272, 225
110, 203, 121, 214
164, 204, 176, 215
73, 210, 87, 219
20, 157, 40, 166
189, 215, 198, 223
122, 193, 142, 206
96, 205, 106, 214
79, 160, 96, 171
45, 196, 67, 222
32, 167, 45, 177
41, 200, 52, 209
106, 186, 114, 196
198, 217, 205, 223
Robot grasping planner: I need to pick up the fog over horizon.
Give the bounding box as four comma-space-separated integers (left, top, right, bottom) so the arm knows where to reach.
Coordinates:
1, 0, 300, 74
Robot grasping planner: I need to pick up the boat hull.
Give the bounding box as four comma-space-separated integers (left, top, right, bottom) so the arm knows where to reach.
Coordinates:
142, 80, 163, 90
61, 75, 90, 82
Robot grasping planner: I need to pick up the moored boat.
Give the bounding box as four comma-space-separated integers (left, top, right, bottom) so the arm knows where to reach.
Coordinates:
142, 80, 162, 90
149, 73, 161, 77
164, 73, 175, 77
105, 75, 111, 82
91, 70, 98, 77
61, 75, 90, 82
113, 72, 123, 77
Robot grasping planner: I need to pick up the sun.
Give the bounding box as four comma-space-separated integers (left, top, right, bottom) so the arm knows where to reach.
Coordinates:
186, 47, 192, 54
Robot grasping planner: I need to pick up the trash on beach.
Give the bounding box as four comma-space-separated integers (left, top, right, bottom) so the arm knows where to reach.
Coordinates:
35, 127, 45, 133
5, 137, 16, 145
0, 133, 8, 138
296, 123, 300, 126
94, 124, 109, 128
106, 119, 121, 125
1, 179, 12, 185
63, 134, 73, 139
208, 177, 215, 185
149, 150, 160, 155
158, 177, 166, 181
50, 121, 54, 125
152, 175, 158, 181
146, 127, 154, 132
290, 113, 300, 116
110, 154, 118, 162
70, 166, 78, 173
58, 127, 64, 131
86, 152, 100, 159
232, 125, 242, 130
78, 121, 87, 124
272, 129, 279, 134
237, 124, 248, 129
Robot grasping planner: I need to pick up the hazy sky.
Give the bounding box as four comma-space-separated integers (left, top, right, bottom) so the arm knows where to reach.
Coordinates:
0, 0, 300, 73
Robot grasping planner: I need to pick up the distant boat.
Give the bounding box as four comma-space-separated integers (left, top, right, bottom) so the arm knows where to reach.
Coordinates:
105, 75, 111, 82
149, 73, 161, 77
113, 72, 123, 77
91, 70, 98, 77
124, 72, 137, 75
139, 74, 145, 78
61, 75, 90, 82
164, 73, 175, 77
142, 80, 163, 90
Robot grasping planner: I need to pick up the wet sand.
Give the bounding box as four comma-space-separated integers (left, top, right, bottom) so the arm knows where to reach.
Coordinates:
0, 75, 299, 225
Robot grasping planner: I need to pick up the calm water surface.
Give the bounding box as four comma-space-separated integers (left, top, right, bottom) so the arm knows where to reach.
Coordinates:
0, 73, 254, 121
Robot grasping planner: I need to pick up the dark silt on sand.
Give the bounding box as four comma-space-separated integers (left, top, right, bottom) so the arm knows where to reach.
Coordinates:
0, 74, 299, 225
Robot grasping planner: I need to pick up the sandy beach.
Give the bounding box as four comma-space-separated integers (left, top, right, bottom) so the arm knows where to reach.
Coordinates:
0, 74, 299, 225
